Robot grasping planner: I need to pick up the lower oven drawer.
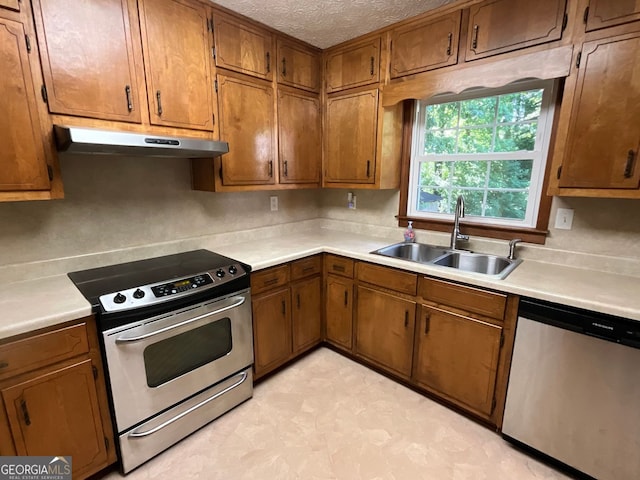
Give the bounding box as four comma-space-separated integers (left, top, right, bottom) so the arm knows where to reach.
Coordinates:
119, 367, 253, 474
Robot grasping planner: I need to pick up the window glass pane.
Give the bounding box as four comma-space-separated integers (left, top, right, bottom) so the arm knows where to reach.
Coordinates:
458, 127, 493, 153
426, 102, 458, 129
419, 161, 450, 185
425, 130, 456, 154
485, 191, 528, 220
460, 97, 496, 126
453, 160, 487, 188
495, 122, 537, 152
416, 187, 445, 212
488, 160, 533, 188
497, 89, 542, 123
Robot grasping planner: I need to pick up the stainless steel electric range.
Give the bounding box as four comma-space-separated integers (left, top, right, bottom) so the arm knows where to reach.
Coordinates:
68, 249, 253, 474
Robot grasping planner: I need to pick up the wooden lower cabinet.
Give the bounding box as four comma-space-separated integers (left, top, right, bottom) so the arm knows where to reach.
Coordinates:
0, 317, 116, 479
324, 274, 353, 350
291, 276, 322, 353
252, 287, 292, 378
413, 304, 503, 419
355, 286, 416, 378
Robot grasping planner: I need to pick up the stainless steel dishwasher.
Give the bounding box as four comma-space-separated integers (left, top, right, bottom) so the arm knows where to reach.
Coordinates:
502, 298, 640, 480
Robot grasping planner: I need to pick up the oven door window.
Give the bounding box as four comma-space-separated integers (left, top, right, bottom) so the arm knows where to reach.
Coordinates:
143, 317, 232, 387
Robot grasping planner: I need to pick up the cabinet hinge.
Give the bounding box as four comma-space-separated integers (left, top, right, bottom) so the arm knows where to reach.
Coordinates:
212, 46, 216, 60
47, 164, 53, 181
104, 436, 110, 451
561, 13, 568, 32
575, 51, 582, 68
25, 34, 31, 53
214, 79, 218, 93
556, 165, 563, 179
40, 84, 48, 104
92, 365, 98, 380
583, 6, 589, 24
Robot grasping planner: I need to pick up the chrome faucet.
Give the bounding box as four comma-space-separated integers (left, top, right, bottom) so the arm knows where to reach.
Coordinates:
450, 195, 469, 250
508, 238, 523, 260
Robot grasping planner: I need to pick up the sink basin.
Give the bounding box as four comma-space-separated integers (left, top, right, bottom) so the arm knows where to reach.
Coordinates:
372, 242, 449, 263
371, 242, 522, 279
432, 251, 522, 279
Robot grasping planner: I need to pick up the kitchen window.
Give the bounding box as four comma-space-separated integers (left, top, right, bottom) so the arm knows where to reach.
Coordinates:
404, 80, 557, 241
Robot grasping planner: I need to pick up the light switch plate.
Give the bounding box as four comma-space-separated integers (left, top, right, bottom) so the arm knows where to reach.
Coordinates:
554, 208, 574, 230
270, 196, 278, 211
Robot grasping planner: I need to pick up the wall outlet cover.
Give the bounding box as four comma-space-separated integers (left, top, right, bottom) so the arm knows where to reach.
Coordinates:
270, 196, 278, 212
554, 208, 574, 230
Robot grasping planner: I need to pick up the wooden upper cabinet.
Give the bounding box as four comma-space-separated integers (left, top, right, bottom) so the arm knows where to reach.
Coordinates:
465, 0, 567, 61
213, 12, 273, 80
586, 0, 640, 31
31, 0, 143, 123
217, 72, 275, 185
138, 0, 213, 131
559, 32, 640, 189
0, 0, 19, 11
0, 17, 50, 191
325, 88, 378, 184
325, 37, 380, 93
390, 10, 461, 78
278, 88, 321, 184
277, 38, 321, 92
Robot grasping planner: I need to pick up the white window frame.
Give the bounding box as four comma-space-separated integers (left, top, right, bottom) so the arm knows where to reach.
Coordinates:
407, 79, 557, 228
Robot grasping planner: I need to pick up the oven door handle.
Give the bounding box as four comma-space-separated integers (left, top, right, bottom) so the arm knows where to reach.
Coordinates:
115, 296, 246, 343
127, 370, 248, 438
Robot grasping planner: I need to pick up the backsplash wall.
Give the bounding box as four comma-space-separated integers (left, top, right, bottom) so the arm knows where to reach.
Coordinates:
0, 155, 320, 267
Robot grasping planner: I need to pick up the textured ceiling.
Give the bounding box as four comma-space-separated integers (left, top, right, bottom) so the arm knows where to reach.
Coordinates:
211, 0, 457, 48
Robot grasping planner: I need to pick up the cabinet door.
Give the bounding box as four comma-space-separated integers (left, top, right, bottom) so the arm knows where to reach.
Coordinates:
252, 288, 292, 378
277, 38, 320, 92
213, 12, 273, 80
325, 89, 378, 184
2, 359, 108, 479
414, 305, 502, 417
0, 17, 50, 191
325, 37, 380, 93
0, 0, 19, 11
139, 0, 213, 130
559, 33, 640, 189
31, 0, 142, 122
325, 275, 353, 350
355, 286, 416, 378
278, 88, 321, 184
291, 276, 322, 353
586, 0, 640, 31
465, 0, 566, 61
390, 10, 461, 78
218, 73, 275, 185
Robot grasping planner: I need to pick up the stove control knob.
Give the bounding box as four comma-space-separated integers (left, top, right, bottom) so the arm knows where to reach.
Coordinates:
216, 269, 225, 278
133, 289, 145, 299
114, 293, 126, 304
228, 265, 237, 275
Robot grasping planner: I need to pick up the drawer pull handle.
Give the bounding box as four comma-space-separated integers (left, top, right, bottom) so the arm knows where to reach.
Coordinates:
302, 266, 315, 273
266, 52, 271, 73
156, 90, 163, 116
446, 32, 453, 55
282, 57, 287, 77
404, 311, 409, 328
0, 362, 8, 369
424, 313, 431, 335
21, 399, 31, 426
263, 278, 279, 286
471, 25, 479, 50
125, 85, 133, 112
370, 56, 375, 76
344, 290, 348, 306
283, 160, 288, 177
268, 160, 273, 177
366, 160, 371, 177
624, 150, 636, 178
333, 264, 345, 272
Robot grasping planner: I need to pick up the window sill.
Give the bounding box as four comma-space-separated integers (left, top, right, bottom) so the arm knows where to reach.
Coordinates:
397, 216, 548, 245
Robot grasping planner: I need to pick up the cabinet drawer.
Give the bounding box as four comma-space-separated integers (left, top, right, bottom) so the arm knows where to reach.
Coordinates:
251, 265, 290, 294
418, 277, 506, 321
356, 262, 417, 296
325, 255, 354, 278
0, 323, 89, 380
291, 255, 322, 280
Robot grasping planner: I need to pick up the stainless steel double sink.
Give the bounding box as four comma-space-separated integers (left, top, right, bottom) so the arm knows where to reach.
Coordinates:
371, 242, 522, 280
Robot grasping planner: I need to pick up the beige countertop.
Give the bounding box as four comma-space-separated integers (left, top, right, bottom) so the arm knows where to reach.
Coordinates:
2, 228, 639, 340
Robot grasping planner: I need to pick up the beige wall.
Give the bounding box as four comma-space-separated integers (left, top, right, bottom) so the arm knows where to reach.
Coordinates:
0, 155, 320, 266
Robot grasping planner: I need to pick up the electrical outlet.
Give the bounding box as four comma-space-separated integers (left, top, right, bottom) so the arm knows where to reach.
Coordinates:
347, 192, 356, 209
270, 196, 278, 212
554, 208, 574, 230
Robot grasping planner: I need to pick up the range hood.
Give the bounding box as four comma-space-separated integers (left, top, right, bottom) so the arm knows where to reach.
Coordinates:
53, 125, 229, 158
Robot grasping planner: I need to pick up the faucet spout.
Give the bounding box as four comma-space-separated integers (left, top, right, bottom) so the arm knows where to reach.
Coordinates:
450, 195, 469, 250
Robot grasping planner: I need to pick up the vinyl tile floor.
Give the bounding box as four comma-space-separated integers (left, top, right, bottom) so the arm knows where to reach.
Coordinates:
101, 348, 570, 480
